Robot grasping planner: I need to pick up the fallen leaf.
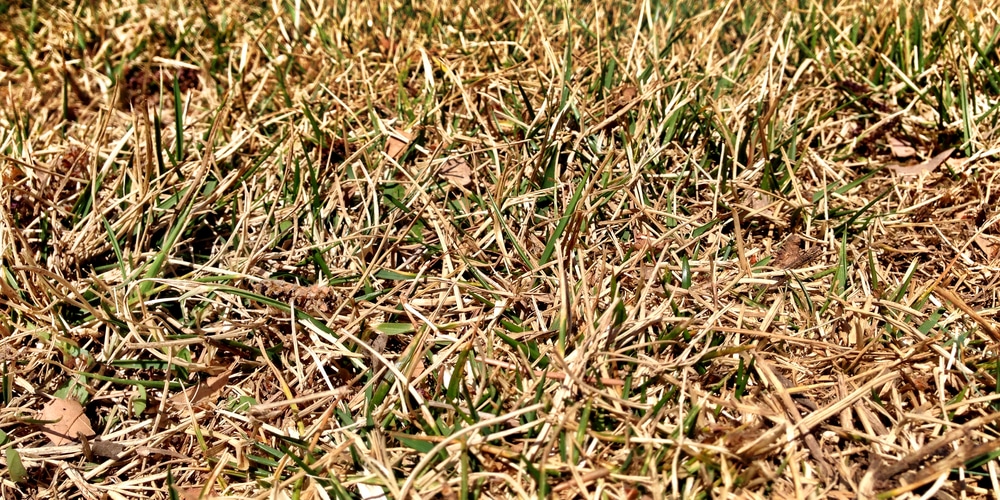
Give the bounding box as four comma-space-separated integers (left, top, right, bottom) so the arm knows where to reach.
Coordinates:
631, 232, 665, 253
89, 439, 127, 459
609, 85, 638, 113
170, 366, 233, 408
176, 488, 200, 500
2, 163, 24, 185
38, 397, 95, 446
385, 129, 413, 161
175, 485, 217, 500
887, 136, 916, 158
772, 235, 804, 269
771, 234, 824, 280
409, 357, 425, 380
974, 234, 999, 261
439, 482, 458, 500
827, 489, 857, 500
616, 85, 638, 101
439, 157, 472, 187
375, 32, 393, 53
888, 147, 955, 176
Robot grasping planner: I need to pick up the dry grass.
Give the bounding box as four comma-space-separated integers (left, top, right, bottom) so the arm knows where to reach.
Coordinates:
1, 0, 1000, 498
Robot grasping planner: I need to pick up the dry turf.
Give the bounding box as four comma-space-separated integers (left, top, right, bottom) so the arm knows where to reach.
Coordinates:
1, 0, 1000, 498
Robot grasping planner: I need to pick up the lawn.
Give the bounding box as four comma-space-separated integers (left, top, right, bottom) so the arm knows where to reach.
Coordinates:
2, 0, 1000, 498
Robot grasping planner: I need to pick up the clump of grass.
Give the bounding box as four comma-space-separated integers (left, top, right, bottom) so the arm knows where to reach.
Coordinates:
1, 0, 999, 498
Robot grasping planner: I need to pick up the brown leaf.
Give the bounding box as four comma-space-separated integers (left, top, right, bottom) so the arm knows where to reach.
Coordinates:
385, 129, 413, 161
772, 235, 806, 269
176, 488, 202, 500
974, 234, 999, 261
375, 32, 393, 53
610, 85, 638, 112
887, 135, 916, 158
617, 85, 637, 101
888, 147, 955, 176
439, 158, 472, 187
170, 366, 233, 408
769, 235, 824, 288
439, 482, 458, 500
90, 439, 127, 459
38, 397, 95, 446
632, 232, 666, 253
175, 485, 217, 500
2, 163, 24, 185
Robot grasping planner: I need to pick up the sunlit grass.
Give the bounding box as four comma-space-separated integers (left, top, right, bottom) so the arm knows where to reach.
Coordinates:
1, 0, 999, 498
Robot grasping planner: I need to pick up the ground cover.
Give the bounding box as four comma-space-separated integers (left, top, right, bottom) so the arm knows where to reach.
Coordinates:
1, 0, 1000, 498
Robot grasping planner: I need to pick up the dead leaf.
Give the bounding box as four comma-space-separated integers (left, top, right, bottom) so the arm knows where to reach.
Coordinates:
439, 481, 458, 500
888, 147, 955, 176
974, 234, 999, 261
175, 484, 217, 500
385, 129, 413, 161
632, 232, 665, 253
887, 136, 916, 158
375, 32, 393, 53
89, 439, 127, 459
769, 235, 824, 288
610, 85, 638, 112
2, 163, 24, 185
170, 366, 233, 408
439, 158, 472, 187
176, 488, 201, 500
772, 235, 804, 269
827, 490, 857, 500
38, 397, 95, 446
409, 357, 425, 381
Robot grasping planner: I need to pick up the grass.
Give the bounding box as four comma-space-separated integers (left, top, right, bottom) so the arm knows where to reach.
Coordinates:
1, 0, 1000, 498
